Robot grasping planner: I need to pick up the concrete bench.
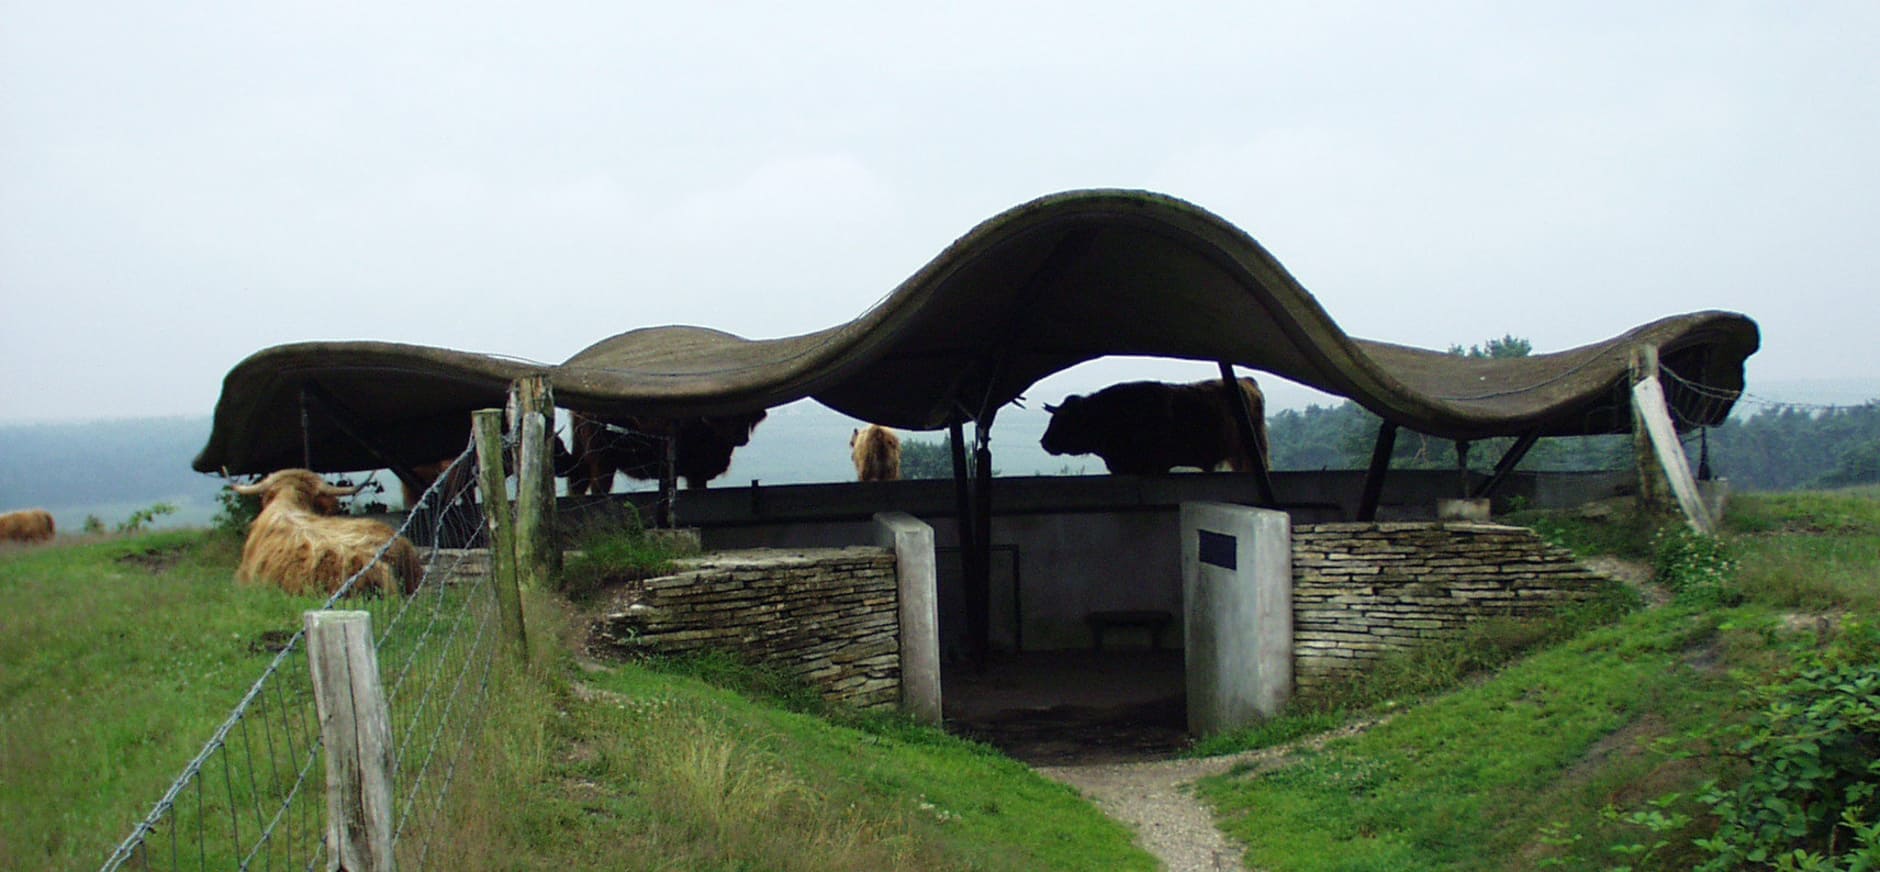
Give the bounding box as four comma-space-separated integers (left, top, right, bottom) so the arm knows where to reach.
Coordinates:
1086, 609, 1175, 651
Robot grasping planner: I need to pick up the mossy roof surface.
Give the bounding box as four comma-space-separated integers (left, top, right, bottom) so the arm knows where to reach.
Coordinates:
195, 189, 1759, 474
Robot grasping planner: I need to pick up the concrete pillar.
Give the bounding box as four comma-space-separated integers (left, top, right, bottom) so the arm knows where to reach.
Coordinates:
1181, 502, 1293, 736
874, 512, 941, 725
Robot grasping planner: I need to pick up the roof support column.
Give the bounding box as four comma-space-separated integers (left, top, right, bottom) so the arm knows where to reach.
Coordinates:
969, 427, 994, 673
1471, 429, 1543, 499
1217, 362, 1277, 506
1356, 420, 1398, 522
948, 419, 979, 667
657, 428, 678, 528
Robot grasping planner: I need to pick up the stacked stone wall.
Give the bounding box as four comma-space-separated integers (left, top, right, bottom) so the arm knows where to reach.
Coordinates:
1293, 522, 1613, 689
585, 547, 901, 709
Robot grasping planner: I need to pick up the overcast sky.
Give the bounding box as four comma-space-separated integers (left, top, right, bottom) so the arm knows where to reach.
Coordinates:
3, 2, 1875, 424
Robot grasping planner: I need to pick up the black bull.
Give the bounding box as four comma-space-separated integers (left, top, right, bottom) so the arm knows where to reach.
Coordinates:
567, 410, 769, 493
1040, 378, 1269, 475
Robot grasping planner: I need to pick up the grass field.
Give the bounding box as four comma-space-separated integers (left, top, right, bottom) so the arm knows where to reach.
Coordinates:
0, 529, 1152, 871
1198, 486, 1880, 871
7, 487, 1875, 870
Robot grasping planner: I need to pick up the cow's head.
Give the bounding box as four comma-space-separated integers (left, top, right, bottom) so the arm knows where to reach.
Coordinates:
1039, 394, 1094, 455
232, 469, 358, 513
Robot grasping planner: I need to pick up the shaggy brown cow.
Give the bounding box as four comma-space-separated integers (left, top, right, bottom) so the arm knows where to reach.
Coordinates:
850, 425, 902, 481
1041, 377, 1271, 475
567, 410, 768, 494
233, 469, 423, 596
0, 508, 55, 544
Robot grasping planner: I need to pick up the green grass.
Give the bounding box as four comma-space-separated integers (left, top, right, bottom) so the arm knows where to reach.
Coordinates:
1198, 487, 1880, 871
1191, 580, 1642, 758
2, 530, 1152, 871
0, 531, 328, 868
465, 655, 1155, 872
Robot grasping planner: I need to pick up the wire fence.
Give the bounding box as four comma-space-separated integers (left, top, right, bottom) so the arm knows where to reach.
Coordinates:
100, 443, 505, 871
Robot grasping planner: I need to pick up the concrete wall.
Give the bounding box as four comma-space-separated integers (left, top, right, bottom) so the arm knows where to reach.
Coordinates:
565, 469, 1629, 659
584, 547, 902, 709
1182, 503, 1293, 734
1291, 522, 1614, 690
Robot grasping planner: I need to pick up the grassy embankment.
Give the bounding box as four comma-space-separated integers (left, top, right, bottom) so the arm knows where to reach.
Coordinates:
1196, 486, 1880, 871
0, 526, 1150, 871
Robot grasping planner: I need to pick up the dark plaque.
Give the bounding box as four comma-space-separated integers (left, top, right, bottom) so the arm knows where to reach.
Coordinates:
1198, 529, 1237, 570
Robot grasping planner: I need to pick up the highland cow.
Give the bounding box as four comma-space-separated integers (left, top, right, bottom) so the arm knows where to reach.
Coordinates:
233, 469, 423, 596
0, 509, 55, 544
850, 425, 902, 481
1041, 377, 1270, 475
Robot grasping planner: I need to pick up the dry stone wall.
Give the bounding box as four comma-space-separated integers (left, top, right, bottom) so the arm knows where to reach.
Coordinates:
1292, 522, 1613, 689
585, 547, 902, 709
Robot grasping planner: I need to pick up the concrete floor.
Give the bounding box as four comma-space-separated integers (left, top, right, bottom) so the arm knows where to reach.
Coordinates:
941, 650, 1191, 765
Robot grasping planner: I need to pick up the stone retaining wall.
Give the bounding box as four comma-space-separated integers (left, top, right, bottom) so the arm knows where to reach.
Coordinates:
585, 547, 901, 709
1292, 522, 1613, 689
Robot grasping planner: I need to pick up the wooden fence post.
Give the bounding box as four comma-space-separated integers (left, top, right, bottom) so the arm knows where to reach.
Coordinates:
305, 610, 396, 872
473, 409, 528, 660
508, 377, 560, 588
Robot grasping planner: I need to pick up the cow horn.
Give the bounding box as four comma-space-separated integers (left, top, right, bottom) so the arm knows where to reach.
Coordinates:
229, 481, 267, 496
319, 482, 361, 496
1042, 402, 1059, 414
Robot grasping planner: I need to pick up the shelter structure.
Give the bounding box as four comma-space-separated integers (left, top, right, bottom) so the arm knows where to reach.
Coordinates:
195, 189, 1760, 665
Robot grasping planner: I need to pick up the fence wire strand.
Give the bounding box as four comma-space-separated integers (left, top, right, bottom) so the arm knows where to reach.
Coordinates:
101, 432, 519, 872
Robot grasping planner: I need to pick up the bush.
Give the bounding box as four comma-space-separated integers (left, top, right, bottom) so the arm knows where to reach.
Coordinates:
1692, 621, 1880, 870
213, 481, 260, 537
115, 502, 177, 534
557, 504, 692, 601
1652, 527, 1741, 607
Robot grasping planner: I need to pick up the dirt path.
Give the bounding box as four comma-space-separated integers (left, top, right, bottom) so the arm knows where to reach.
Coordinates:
1034, 719, 1384, 872
1036, 754, 1253, 872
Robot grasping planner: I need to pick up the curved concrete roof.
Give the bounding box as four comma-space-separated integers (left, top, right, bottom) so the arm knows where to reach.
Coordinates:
195, 189, 1759, 475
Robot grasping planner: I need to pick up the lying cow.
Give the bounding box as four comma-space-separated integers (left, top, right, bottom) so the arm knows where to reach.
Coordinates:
567, 410, 768, 494
0, 508, 55, 544
232, 469, 423, 596
850, 424, 902, 481
1041, 377, 1270, 475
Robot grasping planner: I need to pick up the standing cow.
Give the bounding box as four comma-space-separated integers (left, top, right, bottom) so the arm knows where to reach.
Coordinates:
567, 410, 768, 494
0, 509, 55, 544
1041, 377, 1270, 475
233, 469, 423, 596
850, 425, 902, 481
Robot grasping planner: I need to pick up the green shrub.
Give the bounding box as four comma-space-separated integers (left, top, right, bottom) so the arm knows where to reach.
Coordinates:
1691, 620, 1880, 870
1653, 527, 1741, 607
557, 505, 691, 601
115, 502, 176, 534
213, 482, 260, 537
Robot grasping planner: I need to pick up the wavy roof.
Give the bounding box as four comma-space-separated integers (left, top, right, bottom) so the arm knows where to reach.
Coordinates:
195, 189, 1759, 475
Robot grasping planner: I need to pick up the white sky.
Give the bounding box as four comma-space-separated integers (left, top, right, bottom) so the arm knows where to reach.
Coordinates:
4, 1, 1876, 423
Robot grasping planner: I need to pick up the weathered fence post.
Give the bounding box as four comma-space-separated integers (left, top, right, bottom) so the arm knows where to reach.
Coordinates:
473, 409, 528, 660
508, 377, 560, 588
305, 610, 396, 872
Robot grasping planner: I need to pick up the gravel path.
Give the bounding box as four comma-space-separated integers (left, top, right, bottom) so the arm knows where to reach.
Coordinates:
1035, 719, 1385, 872
1037, 754, 1254, 872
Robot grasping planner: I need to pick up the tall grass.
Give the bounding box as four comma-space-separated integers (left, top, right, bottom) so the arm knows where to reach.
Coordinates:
438, 596, 1155, 872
